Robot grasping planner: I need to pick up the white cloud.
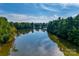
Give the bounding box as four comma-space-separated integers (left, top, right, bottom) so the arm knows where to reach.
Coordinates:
39, 4, 59, 12
60, 3, 79, 9
0, 13, 58, 23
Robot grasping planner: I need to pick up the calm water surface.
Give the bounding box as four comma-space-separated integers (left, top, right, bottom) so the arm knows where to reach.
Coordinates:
9, 30, 64, 56
0, 29, 79, 56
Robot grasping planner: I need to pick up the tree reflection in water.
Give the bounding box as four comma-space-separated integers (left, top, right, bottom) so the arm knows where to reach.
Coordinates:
17, 29, 47, 36
0, 29, 79, 56
0, 29, 47, 56
2, 28, 79, 56
48, 33, 79, 56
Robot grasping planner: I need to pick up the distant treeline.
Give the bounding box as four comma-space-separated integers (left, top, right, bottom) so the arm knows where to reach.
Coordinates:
1, 14, 79, 46
12, 22, 48, 30
47, 14, 79, 45
0, 17, 48, 43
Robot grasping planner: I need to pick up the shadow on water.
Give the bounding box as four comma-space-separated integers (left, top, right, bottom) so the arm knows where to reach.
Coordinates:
48, 33, 79, 56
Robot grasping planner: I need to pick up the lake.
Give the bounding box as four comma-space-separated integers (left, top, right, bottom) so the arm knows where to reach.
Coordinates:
0, 29, 79, 56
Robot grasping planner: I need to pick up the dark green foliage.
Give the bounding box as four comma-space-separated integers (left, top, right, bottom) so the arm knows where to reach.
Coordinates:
0, 17, 16, 43
13, 22, 32, 29
13, 22, 47, 30
0, 17, 47, 44
47, 14, 79, 45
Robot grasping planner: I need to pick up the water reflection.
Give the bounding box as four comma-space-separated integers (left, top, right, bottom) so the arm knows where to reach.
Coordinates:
0, 29, 79, 56
48, 33, 79, 56
17, 29, 46, 35
10, 29, 63, 56
0, 29, 48, 56
12, 44, 18, 52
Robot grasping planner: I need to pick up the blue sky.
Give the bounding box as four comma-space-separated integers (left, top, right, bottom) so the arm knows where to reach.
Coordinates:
0, 3, 79, 23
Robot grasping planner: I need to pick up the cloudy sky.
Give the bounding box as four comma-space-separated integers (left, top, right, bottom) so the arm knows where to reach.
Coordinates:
0, 3, 79, 23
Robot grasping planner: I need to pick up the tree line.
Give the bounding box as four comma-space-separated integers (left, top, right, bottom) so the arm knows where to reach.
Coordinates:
1, 14, 79, 46
13, 22, 47, 30
0, 17, 47, 44
47, 14, 79, 45
0, 17, 16, 43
